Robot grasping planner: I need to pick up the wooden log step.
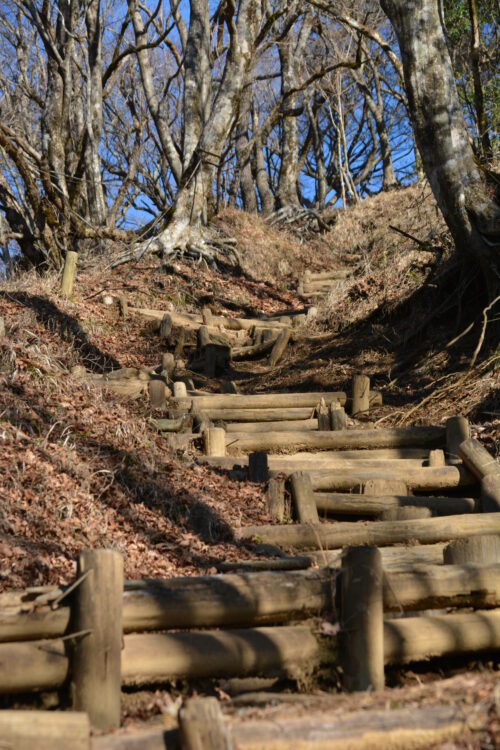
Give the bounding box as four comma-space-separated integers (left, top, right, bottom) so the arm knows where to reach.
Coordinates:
202, 447, 429, 461
173, 391, 349, 411
314, 492, 476, 517
225, 419, 319, 433
309, 465, 474, 492
384, 609, 500, 664
0, 711, 90, 750
225, 426, 445, 454
226, 705, 464, 750
305, 269, 351, 281
200, 407, 316, 422
307, 543, 448, 570
91, 705, 465, 750
235, 512, 500, 550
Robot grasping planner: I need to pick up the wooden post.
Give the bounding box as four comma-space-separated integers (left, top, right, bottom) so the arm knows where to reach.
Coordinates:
173, 381, 188, 398
267, 478, 285, 521
446, 416, 470, 462
118, 296, 128, 320
198, 325, 211, 350
202, 307, 213, 326
161, 352, 175, 378
482, 475, 500, 512
174, 328, 186, 358
248, 452, 268, 483
341, 546, 384, 692
70, 549, 123, 730
178, 697, 231, 750
330, 400, 346, 430
428, 449, 445, 467
159, 313, 173, 340
459, 438, 500, 480
61, 251, 78, 299
317, 399, 330, 431
148, 379, 166, 409
443, 535, 500, 564
204, 428, 226, 456
290, 472, 319, 523
351, 374, 370, 416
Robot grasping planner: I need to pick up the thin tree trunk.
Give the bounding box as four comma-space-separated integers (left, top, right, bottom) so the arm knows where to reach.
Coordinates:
84, 0, 106, 226
252, 102, 274, 215
234, 84, 257, 212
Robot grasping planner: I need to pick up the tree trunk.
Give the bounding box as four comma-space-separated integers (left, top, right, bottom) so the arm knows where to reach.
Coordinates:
381, 0, 500, 291
234, 84, 257, 212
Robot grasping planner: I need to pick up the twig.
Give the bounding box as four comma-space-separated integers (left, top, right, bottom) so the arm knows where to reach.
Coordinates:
469, 295, 500, 369
388, 225, 430, 248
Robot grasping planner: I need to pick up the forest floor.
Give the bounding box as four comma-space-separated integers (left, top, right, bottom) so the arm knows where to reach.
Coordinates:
0, 183, 498, 744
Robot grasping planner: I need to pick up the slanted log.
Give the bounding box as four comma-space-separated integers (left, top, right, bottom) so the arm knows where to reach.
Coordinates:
268, 328, 291, 367
341, 547, 384, 691
459, 438, 500, 480
446, 416, 470, 462
225, 426, 445, 454
384, 609, 500, 664
314, 492, 475, 518
235, 512, 500, 550
0, 711, 90, 750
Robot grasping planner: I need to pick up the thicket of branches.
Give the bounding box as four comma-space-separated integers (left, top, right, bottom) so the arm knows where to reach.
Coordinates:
0, 0, 497, 271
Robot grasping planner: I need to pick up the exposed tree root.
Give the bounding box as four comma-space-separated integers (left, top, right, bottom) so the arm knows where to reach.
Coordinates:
111, 222, 241, 270
266, 206, 337, 237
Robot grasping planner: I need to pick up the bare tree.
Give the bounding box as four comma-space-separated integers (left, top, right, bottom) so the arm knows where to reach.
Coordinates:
381, 0, 500, 292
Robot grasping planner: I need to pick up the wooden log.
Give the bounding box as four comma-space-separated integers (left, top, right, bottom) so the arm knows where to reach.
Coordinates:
179, 697, 231, 750
121, 625, 329, 686
341, 547, 384, 691
184, 391, 349, 411
0, 637, 68, 691
153, 416, 192, 433
306, 269, 351, 281
314, 492, 475, 518
225, 418, 318, 433
174, 381, 188, 398
459, 438, 500, 479
130, 307, 290, 332
91, 706, 465, 750
248, 452, 268, 483
306, 544, 448, 571
482, 474, 500, 512
0, 316, 5, 337
428, 448, 446, 467
224, 426, 445, 454
267, 478, 285, 521
70, 549, 123, 730
198, 324, 211, 349
148, 379, 166, 408
310, 465, 474, 492
216, 557, 313, 573
446, 416, 470, 462
235, 512, 500, 550
384, 609, 500, 664
204, 427, 226, 456
364, 479, 407, 496
199, 407, 316, 422
330, 402, 346, 431
290, 472, 319, 523
443, 535, 500, 564
61, 250, 78, 299
381, 506, 432, 521
351, 374, 370, 416
202, 447, 428, 461
268, 328, 291, 367
0, 711, 90, 750
232, 337, 278, 361
228, 706, 464, 750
